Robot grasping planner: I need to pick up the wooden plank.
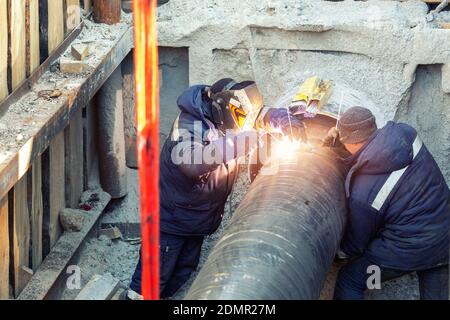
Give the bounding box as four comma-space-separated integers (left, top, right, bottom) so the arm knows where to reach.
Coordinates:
27, 0, 40, 76
93, 0, 121, 24
83, 0, 92, 12
66, 0, 80, 32
12, 175, 30, 297
0, 0, 8, 101
85, 101, 100, 189
65, 108, 84, 208
122, 52, 138, 168
0, 196, 9, 299
48, 0, 64, 54
0, 25, 134, 202
9, 0, 27, 90
18, 190, 111, 300
75, 273, 120, 300
49, 132, 65, 249
31, 157, 43, 270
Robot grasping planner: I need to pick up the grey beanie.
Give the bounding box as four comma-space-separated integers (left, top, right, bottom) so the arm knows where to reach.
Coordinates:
338, 106, 377, 144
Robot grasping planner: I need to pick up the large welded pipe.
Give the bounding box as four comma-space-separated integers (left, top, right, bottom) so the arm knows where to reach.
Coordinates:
185, 145, 348, 299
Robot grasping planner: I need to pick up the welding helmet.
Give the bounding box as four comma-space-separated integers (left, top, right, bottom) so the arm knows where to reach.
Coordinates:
209, 81, 264, 132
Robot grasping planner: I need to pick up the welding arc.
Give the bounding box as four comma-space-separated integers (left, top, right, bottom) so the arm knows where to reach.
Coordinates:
185, 147, 347, 299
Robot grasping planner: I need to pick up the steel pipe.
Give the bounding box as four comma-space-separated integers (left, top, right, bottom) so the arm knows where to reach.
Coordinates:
185, 128, 348, 299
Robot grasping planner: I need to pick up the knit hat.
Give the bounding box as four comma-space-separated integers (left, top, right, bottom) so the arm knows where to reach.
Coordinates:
338, 106, 377, 144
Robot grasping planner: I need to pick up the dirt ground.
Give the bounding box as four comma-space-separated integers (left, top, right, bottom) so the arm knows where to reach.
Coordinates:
61, 169, 141, 300
64, 167, 419, 300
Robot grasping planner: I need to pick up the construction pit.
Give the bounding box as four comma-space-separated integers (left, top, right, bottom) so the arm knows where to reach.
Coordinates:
0, 0, 449, 301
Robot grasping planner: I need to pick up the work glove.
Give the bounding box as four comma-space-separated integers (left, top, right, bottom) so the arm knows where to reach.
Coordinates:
322, 127, 341, 147
255, 108, 307, 142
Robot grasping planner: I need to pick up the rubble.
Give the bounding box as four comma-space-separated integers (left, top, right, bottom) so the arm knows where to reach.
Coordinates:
98, 226, 123, 240
59, 208, 86, 232
0, 12, 132, 155
75, 273, 120, 300
37, 89, 62, 100
71, 44, 89, 61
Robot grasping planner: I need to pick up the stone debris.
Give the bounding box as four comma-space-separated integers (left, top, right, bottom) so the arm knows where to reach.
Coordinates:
37, 89, 62, 100
0, 12, 132, 155
98, 226, 123, 240
71, 44, 89, 61
59, 208, 86, 232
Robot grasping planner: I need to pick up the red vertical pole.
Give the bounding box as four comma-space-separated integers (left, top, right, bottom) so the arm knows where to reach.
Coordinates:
133, 0, 160, 300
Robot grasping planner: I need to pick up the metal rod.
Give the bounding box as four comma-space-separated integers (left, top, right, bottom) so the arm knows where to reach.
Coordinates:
133, 0, 160, 300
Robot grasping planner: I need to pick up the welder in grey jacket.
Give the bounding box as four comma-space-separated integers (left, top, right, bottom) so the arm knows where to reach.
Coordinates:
123, 78, 306, 299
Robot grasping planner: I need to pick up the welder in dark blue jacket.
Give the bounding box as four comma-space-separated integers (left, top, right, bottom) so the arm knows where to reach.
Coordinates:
324, 106, 450, 300
123, 78, 305, 299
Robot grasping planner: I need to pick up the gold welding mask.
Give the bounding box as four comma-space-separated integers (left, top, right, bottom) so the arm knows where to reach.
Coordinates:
211, 83, 264, 132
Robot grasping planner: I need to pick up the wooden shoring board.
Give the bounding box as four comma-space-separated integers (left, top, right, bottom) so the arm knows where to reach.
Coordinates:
48, 132, 65, 249
0, 196, 9, 299
31, 156, 43, 270
9, 0, 27, 90
66, 0, 81, 32
11, 175, 30, 297
83, 0, 92, 12
0, 0, 8, 101
65, 108, 84, 208
26, 0, 40, 76
48, 0, 65, 54
84, 100, 100, 189
0, 25, 134, 203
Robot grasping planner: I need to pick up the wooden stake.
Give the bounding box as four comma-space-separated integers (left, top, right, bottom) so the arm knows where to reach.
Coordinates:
49, 132, 65, 248
9, 0, 27, 90
48, 0, 64, 54
0, 0, 8, 100
26, 0, 40, 76
31, 157, 43, 270
66, 0, 80, 32
12, 175, 30, 297
65, 108, 84, 208
93, 0, 121, 24
0, 196, 9, 299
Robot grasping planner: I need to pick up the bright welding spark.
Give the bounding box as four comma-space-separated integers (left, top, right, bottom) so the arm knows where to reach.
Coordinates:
273, 136, 301, 160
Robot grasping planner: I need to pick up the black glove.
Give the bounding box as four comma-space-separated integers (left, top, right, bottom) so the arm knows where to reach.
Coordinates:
322, 127, 341, 147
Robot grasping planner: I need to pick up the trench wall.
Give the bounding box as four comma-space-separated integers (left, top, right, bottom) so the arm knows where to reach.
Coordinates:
157, 0, 450, 183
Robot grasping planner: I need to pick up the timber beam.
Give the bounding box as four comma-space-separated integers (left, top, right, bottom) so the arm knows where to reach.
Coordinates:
0, 22, 134, 201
